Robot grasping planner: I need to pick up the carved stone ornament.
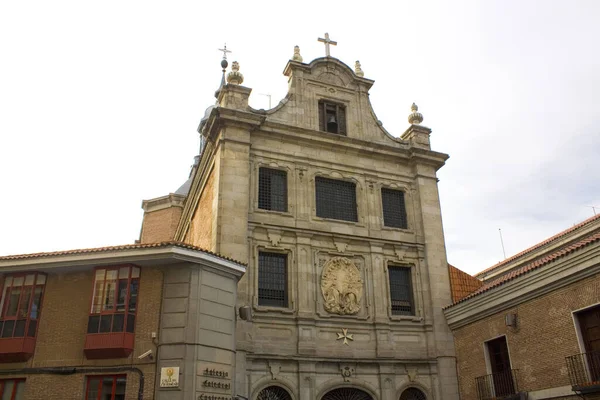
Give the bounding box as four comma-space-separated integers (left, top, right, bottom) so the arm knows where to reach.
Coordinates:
321, 257, 363, 315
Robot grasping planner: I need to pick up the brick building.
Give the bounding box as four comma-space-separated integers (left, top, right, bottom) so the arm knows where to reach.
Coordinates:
444, 214, 600, 400
0, 41, 461, 399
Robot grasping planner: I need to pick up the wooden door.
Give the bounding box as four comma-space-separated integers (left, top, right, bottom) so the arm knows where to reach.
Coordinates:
487, 336, 515, 396
578, 306, 600, 381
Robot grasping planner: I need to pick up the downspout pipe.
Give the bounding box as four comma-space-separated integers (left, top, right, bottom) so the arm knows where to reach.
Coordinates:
0, 366, 144, 400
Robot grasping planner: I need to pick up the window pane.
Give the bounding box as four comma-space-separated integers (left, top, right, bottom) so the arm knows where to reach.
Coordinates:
101, 377, 114, 400
115, 376, 126, 400
99, 315, 112, 333
13, 320, 25, 337
36, 274, 46, 285
116, 280, 127, 312
131, 267, 140, 279
382, 188, 408, 229
112, 314, 124, 332
87, 377, 100, 400
18, 287, 32, 319
2, 381, 14, 400
24, 275, 35, 286
30, 287, 42, 319
12, 277, 23, 287
128, 280, 139, 312
4, 277, 12, 288
5, 288, 21, 317
258, 252, 288, 307
14, 381, 25, 400
388, 267, 413, 315
118, 267, 129, 279
1, 321, 14, 338
103, 280, 116, 312
27, 319, 37, 337
315, 177, 357, 222
87, 316, 100, 334
91, 271, 105, 314
126, 314, 135, 333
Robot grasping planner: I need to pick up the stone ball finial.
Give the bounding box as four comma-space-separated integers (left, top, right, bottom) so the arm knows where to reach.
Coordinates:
227, 61, 244, 85
354, 60, 364, 77
408, 102, 423, 125
292, 45, 303, 62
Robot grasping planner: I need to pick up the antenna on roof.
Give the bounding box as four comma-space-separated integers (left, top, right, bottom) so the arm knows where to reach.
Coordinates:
586, 206, 599, 216
498, 228, 507, 259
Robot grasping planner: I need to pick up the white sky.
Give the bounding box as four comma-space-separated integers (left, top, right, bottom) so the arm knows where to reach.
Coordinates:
1, 1, 599, 275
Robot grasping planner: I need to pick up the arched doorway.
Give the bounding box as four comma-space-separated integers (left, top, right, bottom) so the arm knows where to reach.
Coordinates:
399, 388, 426, 400
322, 387, 373, 400
256, 385, 293, 400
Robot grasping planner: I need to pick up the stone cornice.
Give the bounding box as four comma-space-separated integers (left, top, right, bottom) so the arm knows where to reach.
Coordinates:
141, 193, 185, 213
444, 242, 600, 330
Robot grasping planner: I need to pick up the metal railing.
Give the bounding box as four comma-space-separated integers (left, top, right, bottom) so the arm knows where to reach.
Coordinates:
566, 350, 600, 392
475, 369, 519, 400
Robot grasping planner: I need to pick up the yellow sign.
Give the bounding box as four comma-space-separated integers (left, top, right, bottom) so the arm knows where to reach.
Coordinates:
160, 366, 180, 388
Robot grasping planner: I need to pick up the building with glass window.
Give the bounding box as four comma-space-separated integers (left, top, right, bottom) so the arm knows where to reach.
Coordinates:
444, 214, 600, 400
0, 47, 460, 400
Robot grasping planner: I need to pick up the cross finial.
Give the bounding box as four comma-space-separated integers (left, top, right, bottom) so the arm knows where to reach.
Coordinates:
218, 43, 232, 61
318, 33, 337, 57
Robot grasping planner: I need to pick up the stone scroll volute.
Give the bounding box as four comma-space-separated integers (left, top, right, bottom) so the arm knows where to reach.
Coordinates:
320, 257, 363, 315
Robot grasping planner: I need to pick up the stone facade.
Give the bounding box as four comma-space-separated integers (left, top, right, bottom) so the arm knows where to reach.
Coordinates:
174, 56, 460, 399
445, 215, 600, 400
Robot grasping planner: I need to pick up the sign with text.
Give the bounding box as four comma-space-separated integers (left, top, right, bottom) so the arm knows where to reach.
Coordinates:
160, 367, 180, 388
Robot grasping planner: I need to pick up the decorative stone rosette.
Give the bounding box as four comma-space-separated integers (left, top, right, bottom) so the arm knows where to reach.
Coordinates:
320, 257, 363, 315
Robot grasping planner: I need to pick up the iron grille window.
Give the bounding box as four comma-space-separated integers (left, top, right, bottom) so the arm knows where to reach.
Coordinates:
382, 188, 408, 229
258, 252, 288, 308
388, 266, 414, 315
318, 101, 346, 135
315, 177, 357, 222
258, 168, 287, 212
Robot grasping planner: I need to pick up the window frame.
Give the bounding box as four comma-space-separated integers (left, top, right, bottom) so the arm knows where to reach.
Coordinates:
258, 167, 288, 213
0, 379, 25, 400
85, 375, 126, 400
86, 265, 140, 335
381, 187, 408, 230
318, 100, 347, 135
0, 273, 46, 339
387, 265, 415, 316
257, 251, 289, 309
314, 176, 358, 223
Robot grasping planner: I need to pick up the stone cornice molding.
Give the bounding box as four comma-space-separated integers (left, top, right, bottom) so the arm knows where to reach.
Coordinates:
444, 242, 600, 330
141, 193, 185, 213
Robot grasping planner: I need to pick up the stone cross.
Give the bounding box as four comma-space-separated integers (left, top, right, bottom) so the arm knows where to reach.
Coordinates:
218, 44, 232, 60
318, 33, 337, 57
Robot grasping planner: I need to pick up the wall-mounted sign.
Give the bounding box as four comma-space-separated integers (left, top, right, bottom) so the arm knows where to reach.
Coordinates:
160, 367, 180, 388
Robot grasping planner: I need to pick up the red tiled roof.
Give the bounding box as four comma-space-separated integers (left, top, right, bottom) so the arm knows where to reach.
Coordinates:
476, 214, 600, 277
446, 231, 600, 308
448, 264, 483, 303
0, 241, 246, 266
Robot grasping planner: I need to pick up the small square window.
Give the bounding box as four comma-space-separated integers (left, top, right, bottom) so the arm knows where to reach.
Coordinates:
315, 177, 357, 222
258, 168, 287, 212
388, 266, 414, 316
258, 252, 288, 308
318, 101, 346, 135
382, 188, 408, 229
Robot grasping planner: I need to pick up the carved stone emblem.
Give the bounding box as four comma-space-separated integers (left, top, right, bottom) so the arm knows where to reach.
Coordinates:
321, 257, 363, 315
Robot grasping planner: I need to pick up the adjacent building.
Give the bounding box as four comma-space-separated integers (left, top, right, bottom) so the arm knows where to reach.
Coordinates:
445, 214, 600, 400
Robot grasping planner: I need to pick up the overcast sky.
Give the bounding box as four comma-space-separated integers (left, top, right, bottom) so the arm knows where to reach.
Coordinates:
1, 1, 598, 275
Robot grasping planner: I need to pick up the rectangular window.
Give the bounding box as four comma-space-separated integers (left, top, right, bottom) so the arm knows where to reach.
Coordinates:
87, 266, 139, 334
382, 188, 408, 229
86, 375, 126, 400
315, 177, 357, 222
318, 100, 346, 135
258, 168, 287, 212
0, 379, 25, 400
258, 252, 288, 308
485, 337, 515, 397
388, 266, 413, 316
0, 274, 46, 339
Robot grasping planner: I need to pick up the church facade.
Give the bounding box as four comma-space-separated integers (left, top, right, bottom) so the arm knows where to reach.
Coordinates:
0, 40, 460, 400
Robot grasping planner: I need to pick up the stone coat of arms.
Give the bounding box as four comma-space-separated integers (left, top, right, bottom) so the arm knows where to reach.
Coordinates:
320, 257, 363, 315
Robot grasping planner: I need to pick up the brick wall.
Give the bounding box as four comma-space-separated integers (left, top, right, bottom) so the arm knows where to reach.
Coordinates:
185, 170, 215, 251
0, 266, 163, 399
140, 206, 183, 243
453, 272, 600, 400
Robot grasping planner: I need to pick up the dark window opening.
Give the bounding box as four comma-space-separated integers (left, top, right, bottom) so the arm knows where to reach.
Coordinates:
388, 266, 414, 315
258, 168, 288, 212
315, 176, 357, 222
318, 101, 346, 135
0, 273, 46, 339
258, 252, 288, 308
382, 188, 408, 229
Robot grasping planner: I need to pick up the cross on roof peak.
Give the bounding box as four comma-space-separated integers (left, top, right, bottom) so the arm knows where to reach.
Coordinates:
318, 33, 337, 57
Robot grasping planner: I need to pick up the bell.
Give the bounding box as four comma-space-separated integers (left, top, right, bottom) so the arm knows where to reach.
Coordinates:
327, 115, 338, 132
327, 115, 337, 124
